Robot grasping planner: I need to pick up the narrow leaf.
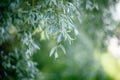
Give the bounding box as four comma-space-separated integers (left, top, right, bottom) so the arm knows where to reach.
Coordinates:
50, 47, 56, 57
74, 28, 79, 36
59, 44, 66, 54
55, 51, 58, 59
57, 33, 62, 43
32, 42, 40, 49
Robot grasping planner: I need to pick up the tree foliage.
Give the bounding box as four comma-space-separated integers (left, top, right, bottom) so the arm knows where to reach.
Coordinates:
0, 0, 118, 80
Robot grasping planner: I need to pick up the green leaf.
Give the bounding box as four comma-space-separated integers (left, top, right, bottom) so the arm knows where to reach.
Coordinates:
52, 0, 57, 6
50, 47, 56, 57
74, 28, 79, 36
55, 51, 58, 59
46, 0, 50, 5
57, 33, 62, 43
59, 44, 66, 54
32, 42, 40, 50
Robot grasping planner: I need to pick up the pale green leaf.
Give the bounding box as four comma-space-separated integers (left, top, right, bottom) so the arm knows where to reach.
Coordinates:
32, 42, 40, 50
59, 44, 66, 54
55, 51, 58, 59
50, 47, 56, 57
57, 33, 62, 43
74, 28, 79, 36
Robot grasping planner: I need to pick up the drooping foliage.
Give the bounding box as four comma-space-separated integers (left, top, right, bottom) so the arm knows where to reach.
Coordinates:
0, 0, 118, 80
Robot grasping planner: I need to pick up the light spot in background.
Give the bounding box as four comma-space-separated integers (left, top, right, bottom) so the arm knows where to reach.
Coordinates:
107, 0, 120, 60
108, 37, 120, 60
100, 53, 120, 80
112, 1, 120, 21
